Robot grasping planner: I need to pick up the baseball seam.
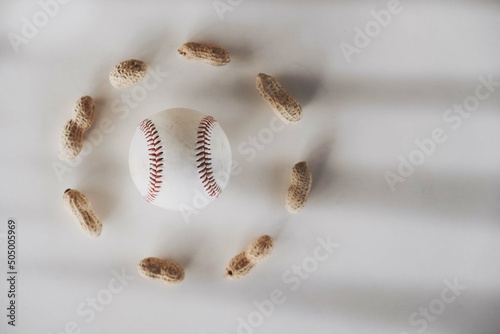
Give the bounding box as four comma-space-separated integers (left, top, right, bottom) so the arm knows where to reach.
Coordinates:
140, 119, 164, 203
196, 116, 222, 198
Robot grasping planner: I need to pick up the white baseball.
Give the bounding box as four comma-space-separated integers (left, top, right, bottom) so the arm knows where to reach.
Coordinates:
129, 108, 232, 211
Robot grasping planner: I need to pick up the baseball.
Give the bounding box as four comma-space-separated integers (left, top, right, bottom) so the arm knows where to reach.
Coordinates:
129, 108, 232, 211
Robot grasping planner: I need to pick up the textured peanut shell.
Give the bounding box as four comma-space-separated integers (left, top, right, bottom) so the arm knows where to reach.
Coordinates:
224, 251, 255, 280
256, 73, 302, 124
59, 120, 83, 161
138, 257, 185, 284
73, 96, 94, 130
225, 235, 274, 280
109, 59, 148, 89
286, 161, 312, 213
63, 189, 102, 238
246, 235, 274, 263
59, 96, 95, 161
178, 42, 230, 66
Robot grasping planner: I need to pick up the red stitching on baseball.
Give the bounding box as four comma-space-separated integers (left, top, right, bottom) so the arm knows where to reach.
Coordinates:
139, 119, 164, 203
196, 116, 222, 198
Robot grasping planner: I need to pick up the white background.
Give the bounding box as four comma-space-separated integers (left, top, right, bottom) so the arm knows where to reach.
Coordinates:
1, 1, 500, 333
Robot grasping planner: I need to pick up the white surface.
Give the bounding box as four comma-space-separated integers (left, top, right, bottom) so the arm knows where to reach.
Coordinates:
1, 1, 500, 334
